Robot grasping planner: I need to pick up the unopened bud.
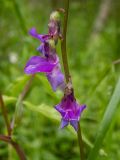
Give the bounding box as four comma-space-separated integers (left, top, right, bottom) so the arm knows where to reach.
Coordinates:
50, 11, 60, 22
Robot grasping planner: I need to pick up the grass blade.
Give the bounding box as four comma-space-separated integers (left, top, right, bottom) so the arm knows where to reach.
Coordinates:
88, 77, 120, 160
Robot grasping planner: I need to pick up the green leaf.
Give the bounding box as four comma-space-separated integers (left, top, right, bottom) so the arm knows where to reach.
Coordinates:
23, 101, 60, 121
88, 77, 120, 160
3, 95, 93, 148
24, 101, 93, 148
5, 75, 29, 96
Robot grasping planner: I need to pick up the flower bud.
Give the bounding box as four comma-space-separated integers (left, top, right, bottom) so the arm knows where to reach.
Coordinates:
48, 11, 61, 41
50, 11, 60, 22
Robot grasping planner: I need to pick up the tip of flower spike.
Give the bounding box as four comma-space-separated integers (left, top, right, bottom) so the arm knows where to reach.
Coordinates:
50, 11, 60, 21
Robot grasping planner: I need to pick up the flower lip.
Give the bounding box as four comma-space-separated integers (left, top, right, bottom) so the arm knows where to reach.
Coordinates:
24, 56, 58, 74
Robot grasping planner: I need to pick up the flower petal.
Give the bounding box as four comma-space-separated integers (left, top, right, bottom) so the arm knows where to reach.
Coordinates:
60, 119, 69, 129
55, 104, 66, 117
37, 45, 43, 53
77, 104, 86, 120
37, 43, 50, 57
24, 56, 57, 74
46, 65, 65, 91
70, 120, 78, 131
29, 28, 50, 42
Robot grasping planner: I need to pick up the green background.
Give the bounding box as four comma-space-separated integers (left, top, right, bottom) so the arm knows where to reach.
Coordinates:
0, 0, 120, 159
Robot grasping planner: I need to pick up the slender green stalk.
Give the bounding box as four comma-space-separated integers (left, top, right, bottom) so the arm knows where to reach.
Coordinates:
61, 0, 70, 83
61, 0, 84, 159
11, 75, 34, 130
77, 122, 84, 160
88, 77, 120, 160
12, 0, 27, 35
0, 95, 26, 160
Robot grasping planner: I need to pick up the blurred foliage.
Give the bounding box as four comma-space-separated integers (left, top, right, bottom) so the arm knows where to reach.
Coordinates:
0, 0, 120, 160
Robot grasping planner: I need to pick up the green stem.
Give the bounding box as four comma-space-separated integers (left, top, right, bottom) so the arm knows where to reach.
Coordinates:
11, 75, 34, 130
12, 0, 27, 35
0, 95, 12, 136
61, 0, 70, 83
77, 123, 84, 160
61, 0, 85, 159
0, 95, 26, 160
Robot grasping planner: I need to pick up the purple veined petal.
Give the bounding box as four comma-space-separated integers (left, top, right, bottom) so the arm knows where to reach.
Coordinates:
24, 56, 57, 74
55, 104, 66, 117
29, 28, 50, 42
76, 104, 86, 120
37, 43, 49, 56
60, 119, 69, 129
37, 44, 46, 56
70, 120, 78, 131
46, 70, 65, 91
46, 64, 65, 91
37, 45, 43, 53
63, 112, 71, 121
66, 110, 75, 120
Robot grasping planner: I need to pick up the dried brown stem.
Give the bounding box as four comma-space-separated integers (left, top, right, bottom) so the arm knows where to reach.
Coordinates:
0, 134, 26, 160
0, 94, 27, 159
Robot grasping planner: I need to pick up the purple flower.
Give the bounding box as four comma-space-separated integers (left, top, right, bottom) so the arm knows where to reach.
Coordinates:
25, 11, 64, 91
55, 92, 86, 131
29, 28, 57, 57
24, 54, 65, 91
24, 37, 65, 91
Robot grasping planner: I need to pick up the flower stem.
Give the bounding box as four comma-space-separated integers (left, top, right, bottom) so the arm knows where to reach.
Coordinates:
0, 95, 12, 136
61, 0, 70, 83
11, 75, 34, 130
61, 0, 85, 159
0, 95, 26, 160
77, 122, 84, 160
